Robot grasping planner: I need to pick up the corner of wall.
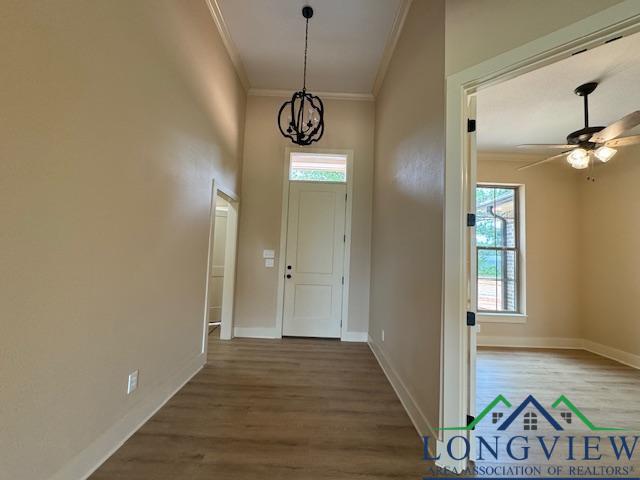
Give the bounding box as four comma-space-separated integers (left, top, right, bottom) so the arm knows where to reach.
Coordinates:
367, 336, 438, 441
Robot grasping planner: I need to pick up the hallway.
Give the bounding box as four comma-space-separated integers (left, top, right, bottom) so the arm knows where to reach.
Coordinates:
90, 334, 426, 479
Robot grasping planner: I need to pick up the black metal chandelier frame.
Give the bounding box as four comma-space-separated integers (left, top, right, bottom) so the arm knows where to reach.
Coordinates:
277, 6, 324, 146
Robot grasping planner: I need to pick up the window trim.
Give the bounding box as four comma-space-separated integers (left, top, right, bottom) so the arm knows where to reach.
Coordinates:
476, 183, 527, 321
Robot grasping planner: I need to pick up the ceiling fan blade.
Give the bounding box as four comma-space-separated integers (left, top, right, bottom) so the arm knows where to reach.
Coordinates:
517, 144, 575, 149
517, 152, 568, 171
590, 111, 640, 143
605, 135, 640, 148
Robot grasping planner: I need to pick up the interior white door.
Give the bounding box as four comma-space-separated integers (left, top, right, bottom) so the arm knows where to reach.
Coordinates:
208, 205, 228, 323
283, 182, 346, 338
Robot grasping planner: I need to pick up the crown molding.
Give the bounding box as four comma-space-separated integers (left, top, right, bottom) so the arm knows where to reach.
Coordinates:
372, 0, 413, 96
248, 88, 375, 102
205, 0, 250, 91
206, 0, 412, 99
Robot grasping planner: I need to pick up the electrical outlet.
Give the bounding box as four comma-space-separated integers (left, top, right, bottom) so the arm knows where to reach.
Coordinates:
127, 370, 139, 395
381, 329, 385, 342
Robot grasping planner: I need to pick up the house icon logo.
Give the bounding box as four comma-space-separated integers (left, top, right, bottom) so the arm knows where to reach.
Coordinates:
497, 395, 563, 431
439, 394, 623, 432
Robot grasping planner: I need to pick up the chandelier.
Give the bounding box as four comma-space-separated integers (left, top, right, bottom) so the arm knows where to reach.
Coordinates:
277, 6, 324, 146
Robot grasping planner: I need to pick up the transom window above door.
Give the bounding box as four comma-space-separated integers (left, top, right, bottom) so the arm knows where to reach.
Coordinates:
289, 152, 347, 182
476, 185, 521, 314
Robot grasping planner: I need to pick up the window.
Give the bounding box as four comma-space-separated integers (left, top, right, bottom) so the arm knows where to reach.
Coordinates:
476, 185, 520, 313
523, 412, 537, 431
289, 152, 347, 182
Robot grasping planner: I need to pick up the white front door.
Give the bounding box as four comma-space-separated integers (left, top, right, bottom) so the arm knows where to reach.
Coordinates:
283, 182, 346, 338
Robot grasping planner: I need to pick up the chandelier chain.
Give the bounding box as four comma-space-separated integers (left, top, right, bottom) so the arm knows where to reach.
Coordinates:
303, 17, 309, 91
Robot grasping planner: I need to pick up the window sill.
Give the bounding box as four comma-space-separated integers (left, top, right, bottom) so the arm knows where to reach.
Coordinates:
477, 313, 527, 324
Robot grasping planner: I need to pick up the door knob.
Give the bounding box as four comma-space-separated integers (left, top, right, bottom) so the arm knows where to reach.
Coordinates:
286, 274, 292, 279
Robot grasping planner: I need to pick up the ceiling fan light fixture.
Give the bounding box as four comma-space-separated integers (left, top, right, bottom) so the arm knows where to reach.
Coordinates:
567, 148, 590, 169
518, 83, 640, 171
594, 145, 617, 163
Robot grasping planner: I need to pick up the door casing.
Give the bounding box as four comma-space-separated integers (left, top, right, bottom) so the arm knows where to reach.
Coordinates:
201, 180, 240, 357
275, 148, 354, 340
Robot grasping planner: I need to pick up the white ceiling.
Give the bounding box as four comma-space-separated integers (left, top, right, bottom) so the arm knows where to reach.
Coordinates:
217, 0, 403, 94
477, 31, 640, 153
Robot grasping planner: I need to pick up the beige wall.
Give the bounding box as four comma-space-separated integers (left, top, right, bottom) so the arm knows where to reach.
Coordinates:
234, 95, 374, 335
369, 0, 445, 431
580, 145, 640, 356
445, 0, 623, 75
0, 1, 245, 479
476, 155, 582, 341
477, 149, 640, 359
364, 0, 629, 435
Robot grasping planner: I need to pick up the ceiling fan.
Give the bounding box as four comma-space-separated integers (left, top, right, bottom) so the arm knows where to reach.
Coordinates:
517, 82, 640, 171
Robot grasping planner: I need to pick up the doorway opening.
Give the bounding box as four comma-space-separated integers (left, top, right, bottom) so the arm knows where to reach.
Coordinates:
203, 183, 239, 351
470, 29, 640, 465
441, 6, 640, 470
208, 195, 230, 336
275, 149, 354, 339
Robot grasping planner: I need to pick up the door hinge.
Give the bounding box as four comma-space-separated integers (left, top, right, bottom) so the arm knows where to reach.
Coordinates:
466, 415, 476, 430
342, 276, 344, 285
343, 234, 346, 242
466, 311, 476, 326
467, 213, 476, 227
467, 118, 476, 133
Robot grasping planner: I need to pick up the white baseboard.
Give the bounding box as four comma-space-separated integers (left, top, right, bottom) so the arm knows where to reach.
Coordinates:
478, 335, 640, 371
233, 327, 368, 342
478, 335, 583, 349
50, 353, 205, 480
233, 326, 281, 339
367, 335, 437, 457
341, 331, 368, 342
583, 339, 640, 370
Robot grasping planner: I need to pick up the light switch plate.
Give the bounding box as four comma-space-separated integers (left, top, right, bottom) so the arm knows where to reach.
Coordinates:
265, 258, 275, 268
263, 249, 275, 259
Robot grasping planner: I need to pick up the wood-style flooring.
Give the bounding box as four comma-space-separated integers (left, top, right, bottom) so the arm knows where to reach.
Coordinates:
90, 338, 640, 478
476, 347, 640, 471
90, 332, 427, 479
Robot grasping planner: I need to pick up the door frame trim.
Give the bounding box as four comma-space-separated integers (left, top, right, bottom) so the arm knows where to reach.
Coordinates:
275, 148, 354, 340
202, 179, 240, 356
440, 2, 640, 471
